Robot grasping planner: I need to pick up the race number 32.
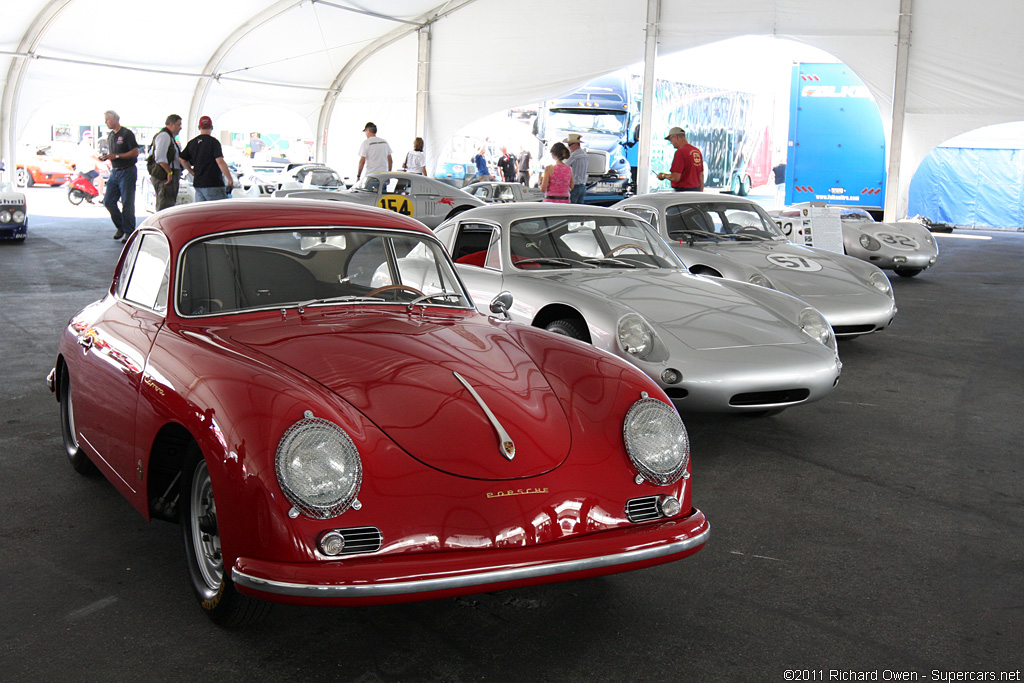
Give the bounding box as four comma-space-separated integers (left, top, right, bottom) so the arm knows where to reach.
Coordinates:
378, 194, 414, 216
766, 253, 823, 271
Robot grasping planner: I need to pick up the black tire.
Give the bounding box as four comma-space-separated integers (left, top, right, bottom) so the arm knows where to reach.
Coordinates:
68, 189, 85, 206
17, 168, 33, 188
181, 445, 270, 625
739, 176, 752, 196
58, 366, 96, 475
545, 318, 588, 340
894, 268, 922, 278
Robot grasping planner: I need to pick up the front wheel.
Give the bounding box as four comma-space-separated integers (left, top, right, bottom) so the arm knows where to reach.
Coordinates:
17, 168, 34, 187
544, 318, 588, 340
68, 189, 85, 206
181, 446, 270, 625
58, 366, 96, 475
894, 268, 922, 278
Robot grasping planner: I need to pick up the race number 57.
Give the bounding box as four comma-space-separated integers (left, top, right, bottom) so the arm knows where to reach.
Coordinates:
378, 194, 414, 216
766, 253, 823, 271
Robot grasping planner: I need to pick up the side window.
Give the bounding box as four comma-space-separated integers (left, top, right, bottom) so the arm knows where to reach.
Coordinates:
495, 186, 514, 202
385, 178, 412, 196
624, 207, 659, 230
294, 168, 310, 184
122, 234, 170, 311
451, 223, 498, 268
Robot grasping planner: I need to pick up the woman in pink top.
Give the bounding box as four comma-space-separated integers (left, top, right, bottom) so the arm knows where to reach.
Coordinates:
540, 142, 573, 203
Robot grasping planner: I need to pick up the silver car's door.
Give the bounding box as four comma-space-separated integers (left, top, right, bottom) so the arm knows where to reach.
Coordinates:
448, 221, 503, 312
411, 177, 438, 222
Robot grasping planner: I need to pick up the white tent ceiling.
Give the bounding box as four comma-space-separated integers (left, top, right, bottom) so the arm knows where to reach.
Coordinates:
3, 0, 1022, 217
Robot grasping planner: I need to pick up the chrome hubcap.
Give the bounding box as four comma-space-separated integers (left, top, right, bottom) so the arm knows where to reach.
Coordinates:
189, 461, 223, 597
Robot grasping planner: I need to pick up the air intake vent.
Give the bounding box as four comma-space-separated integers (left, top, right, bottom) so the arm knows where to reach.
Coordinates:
626, 496, 663, 523
338, 526, 383, 555
729, 388, 810, 407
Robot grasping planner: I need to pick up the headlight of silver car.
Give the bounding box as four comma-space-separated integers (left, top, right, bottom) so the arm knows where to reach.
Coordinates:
868, 270, 892, 296
12, 210, 26, 223
0, 211, 11, 223
799, 307, 836, 351
859, 233, 881, 251
748, 272, 774, 289
276, 414, 362, 519
617, 314, 655, 359
623, 397, 689, 485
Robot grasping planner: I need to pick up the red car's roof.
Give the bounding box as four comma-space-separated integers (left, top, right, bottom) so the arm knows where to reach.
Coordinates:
141, 198, 433, 248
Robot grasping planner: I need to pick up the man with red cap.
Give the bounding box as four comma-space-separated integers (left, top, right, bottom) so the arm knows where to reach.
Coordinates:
657, 127, 704, 192
179, 115, 234, 201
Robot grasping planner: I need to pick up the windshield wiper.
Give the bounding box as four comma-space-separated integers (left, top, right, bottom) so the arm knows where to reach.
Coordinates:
582, 257, 654, 269
407, 292, 465, 308
513, 257, 596, 268
669, 229, 720, 242
294, 295, 385, 310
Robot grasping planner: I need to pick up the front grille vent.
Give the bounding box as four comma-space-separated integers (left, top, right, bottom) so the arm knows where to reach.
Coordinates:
626, 496, 663, 523
730, 388, 810, 407
338, 526, 383, 555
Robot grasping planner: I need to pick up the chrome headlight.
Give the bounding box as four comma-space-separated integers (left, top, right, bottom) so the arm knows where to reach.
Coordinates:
799, 307, 836, 351
275, 415, 362, 519
12, 210, 25, 223
859, 233, 881, 251
748, 272, 773, 289
868, 270, 892, 295
0, 211, 10, 223
623, 397, 689, 485
617, 314, 654, 359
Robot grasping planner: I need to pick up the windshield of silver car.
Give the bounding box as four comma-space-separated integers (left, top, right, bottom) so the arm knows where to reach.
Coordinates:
507, 216, 684, 270
176, 227, 471, 316
664, 202, 787, 243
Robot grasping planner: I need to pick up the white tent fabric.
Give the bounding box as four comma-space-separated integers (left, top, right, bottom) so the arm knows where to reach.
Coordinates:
3, 0, 1023, 218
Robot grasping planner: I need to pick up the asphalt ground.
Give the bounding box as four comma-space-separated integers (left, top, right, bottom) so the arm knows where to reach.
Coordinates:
2, 186, 1022, 682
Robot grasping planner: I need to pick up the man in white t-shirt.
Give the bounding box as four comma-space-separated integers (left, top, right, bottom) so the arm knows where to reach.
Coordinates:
356, 122, 392, 180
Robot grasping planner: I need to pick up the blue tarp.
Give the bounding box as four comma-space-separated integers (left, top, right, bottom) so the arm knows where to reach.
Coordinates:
908, 147, 1024, 228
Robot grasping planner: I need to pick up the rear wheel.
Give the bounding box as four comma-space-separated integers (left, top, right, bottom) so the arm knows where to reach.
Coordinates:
58, 366, 96, 475
545, 318, 587, 340
894, 268, 922, 278
181, 445, 270, 625
68, 189, 85, 206
17, 168, 34, 187
739, 175, 752, 196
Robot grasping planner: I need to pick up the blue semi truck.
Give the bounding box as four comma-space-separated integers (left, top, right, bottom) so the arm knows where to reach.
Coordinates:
785, 62, 887, 209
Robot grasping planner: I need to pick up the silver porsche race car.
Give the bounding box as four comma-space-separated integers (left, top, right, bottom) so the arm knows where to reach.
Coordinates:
772, 204, 939, 278
463, 181, 544, 203
277, 172, 484, 228
614, 193, 898, 338
421, 203, 842, 415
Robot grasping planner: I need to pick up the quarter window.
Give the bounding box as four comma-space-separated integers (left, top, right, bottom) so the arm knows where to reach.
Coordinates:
122, 234, 170, 311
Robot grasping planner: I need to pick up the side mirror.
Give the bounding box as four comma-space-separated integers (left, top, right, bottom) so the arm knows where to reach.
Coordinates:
489, 291, 513, 319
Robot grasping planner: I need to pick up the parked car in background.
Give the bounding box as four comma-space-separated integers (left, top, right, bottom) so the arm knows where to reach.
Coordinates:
16, 144, 74, 187
615, 193, 898, 337
433, 203, 842, 415
276, 163, 347, 191
772, 204, 939, 277
47, 198, 709, 623
0, 183, 28, 240
463, 181, 544, 203
279, 172, 484, 228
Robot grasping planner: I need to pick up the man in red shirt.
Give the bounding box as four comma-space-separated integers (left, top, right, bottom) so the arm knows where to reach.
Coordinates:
657, 127, 704, 192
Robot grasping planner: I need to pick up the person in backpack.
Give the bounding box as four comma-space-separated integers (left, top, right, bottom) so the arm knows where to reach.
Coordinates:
148, 114, 183, 212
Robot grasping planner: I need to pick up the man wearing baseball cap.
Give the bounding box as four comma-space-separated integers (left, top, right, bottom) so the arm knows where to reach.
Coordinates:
657, 127, 704, 192
178, 115, 234, 202
356, 122, 392, 181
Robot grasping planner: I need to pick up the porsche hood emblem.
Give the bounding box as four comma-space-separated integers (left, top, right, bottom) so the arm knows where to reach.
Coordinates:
453, 372, 516, 461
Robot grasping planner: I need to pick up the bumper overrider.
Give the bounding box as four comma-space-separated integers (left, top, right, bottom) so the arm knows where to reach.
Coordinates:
233, 508, 709, 605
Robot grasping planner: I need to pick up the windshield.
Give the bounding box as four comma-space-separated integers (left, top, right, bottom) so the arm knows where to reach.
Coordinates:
509, 215, 683, 270
547, 112, 627, 135
840, 208, 874, 222
177, 227, 470, 316
664, 202, 787, 242
352, 176, 382, 193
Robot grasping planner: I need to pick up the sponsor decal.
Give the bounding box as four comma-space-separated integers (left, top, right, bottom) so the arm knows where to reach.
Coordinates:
801, 85, 871, 98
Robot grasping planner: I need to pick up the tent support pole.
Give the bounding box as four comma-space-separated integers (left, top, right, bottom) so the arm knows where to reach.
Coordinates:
884, 0, 913, 221
415, 26, 430, 140
636, 0, 660, 197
